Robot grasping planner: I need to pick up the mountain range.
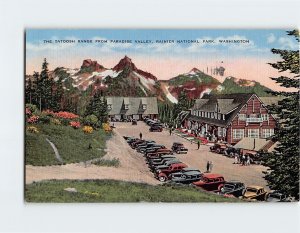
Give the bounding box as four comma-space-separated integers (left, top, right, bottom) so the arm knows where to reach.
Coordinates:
27, 56, 272, 103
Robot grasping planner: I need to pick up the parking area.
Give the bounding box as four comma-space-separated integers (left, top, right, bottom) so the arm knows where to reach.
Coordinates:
26, 121, 268, 190
117, 121, 269, 190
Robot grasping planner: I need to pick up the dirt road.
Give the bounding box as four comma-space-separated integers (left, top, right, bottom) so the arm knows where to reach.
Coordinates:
26, 121, 268, 189
117, 121, 269, 189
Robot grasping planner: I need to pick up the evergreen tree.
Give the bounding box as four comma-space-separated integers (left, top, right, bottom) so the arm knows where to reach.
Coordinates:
52, 77, 64, 111
38, 58, 52, 110
262, 30, 299, 200
25, 78, 33, 104
173, 91, 190, 118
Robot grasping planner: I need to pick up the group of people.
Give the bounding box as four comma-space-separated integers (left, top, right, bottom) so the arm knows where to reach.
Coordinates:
206, 161, 213, 173
234, 153, 251, 166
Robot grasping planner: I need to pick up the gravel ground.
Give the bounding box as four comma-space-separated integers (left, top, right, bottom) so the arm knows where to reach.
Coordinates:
26, 121, 268, 190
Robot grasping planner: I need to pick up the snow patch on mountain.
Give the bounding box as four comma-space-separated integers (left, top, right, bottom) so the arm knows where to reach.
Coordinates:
134, 71, 155, 90
200, 88, 212, 98
165, 86, 178, 103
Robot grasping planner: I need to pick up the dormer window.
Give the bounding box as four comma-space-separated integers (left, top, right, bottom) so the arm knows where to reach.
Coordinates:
107, 104, 112, 110
124, 104, 129, 110
142, 104, 147, 110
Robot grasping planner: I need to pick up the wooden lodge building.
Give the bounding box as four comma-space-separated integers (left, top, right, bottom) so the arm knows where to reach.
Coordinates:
183, 93, 277, 144
107, 97, 158, 121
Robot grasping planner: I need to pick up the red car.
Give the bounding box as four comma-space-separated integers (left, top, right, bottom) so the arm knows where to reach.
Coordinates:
155, 163, 188, 182
193, 173, 225, 192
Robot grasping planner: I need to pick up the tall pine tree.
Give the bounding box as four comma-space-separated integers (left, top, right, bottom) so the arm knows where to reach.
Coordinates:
262, 30, 299, 200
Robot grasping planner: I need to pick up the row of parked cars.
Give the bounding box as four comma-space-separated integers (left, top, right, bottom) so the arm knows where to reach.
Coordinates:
210, 142, 263, 164
123, 136, 290, 202
144, 118, 164, 132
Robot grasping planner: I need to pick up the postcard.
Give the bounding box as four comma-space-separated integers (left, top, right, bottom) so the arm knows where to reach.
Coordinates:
25, 29, 299, 202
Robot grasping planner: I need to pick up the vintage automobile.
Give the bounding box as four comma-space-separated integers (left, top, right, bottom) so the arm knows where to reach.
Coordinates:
144, 145, 167, 155
130, 140, 146, 149
149, 158, 181, 168
223, 147, 241, 158
138, 143, 163, 153
132, 119, 137, 125
266, 191, 290, 202
243, 186, 268, 201
146, 148, 173, 159
155, 163, 188, 182
169, 168, 202, 184
135, 141, 156, 152
219, 181, 246, 197
210, 143, 228, 154
150, 159, 182, 172
171, 142, 188, 154
147, 155, 176, 164
149, 125, 163, 132
192, 173, 225, 192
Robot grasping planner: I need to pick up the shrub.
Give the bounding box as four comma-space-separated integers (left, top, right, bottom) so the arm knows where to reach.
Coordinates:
54, 111, 79, 119
27, 126, 39, 133
83, 126, 93, 134
27, 115, 39, 124
70, 121, 81, 129
25, 107, 32, 116
38, 112, 51, 124
42, 110, 55, 117
25, 104, 37, 113
102, 123, 112, 132
83, 114, 99, 128
51, 118, 61, 125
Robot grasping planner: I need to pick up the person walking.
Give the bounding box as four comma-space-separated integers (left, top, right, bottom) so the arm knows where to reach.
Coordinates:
197, 140, 201, 150
246, 155, 251, 166
242, 155, 246, 166
209, 161, 213, 172
206, 161, 210, 173
169, 128, 172, 136
234, 154, 238, 164
139, 132, 142, 140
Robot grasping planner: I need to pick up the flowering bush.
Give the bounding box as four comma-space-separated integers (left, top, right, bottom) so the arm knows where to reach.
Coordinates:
70, 121, 81, 129
27, 115, 39, 124
51, 118, 61, 125
42, 110, 55, 117
25, 108, 32, 116
25, 104, 37, 114
27, 126, 39, 133
54, 111, 79, 119
102, 123, 112, 132
83, 114, 99, 128
83, 126, 93, 134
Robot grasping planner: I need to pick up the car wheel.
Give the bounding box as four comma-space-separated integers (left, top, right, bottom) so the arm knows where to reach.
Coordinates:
218, 184, 224, 192
230, 152, 234, 157
216, 149, 221, 154
159, 176, 167, 182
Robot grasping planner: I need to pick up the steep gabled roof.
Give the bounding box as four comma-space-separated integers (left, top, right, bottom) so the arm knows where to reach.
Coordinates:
188, 93, 254, 127
107, 97, 158, 115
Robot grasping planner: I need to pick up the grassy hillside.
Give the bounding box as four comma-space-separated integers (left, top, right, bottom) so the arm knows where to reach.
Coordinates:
25, 179, 239, 202
169, 72, 220, 86
217, 77, 272, 96
25, 124, 108, 166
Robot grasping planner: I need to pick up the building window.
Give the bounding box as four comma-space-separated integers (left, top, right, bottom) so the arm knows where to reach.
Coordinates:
218, 127, 223, 137
248, 129, 259, 138
262, 129, 274, 138
222, 114, 225, 120
239, 114, 246, 121
233, 129, 244, 139
142, 104, 147, 110
107, 104, 112, 110
261, 114, 269, 121
124, 104, 129, 110
210, 112, 214, 118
